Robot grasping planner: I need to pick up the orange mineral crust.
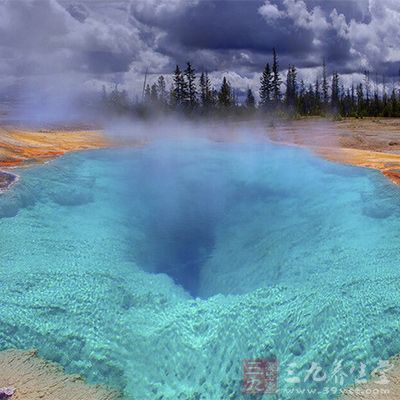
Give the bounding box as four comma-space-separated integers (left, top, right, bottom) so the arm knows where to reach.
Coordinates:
0, 126, 110, 168
267, 118, 400, 185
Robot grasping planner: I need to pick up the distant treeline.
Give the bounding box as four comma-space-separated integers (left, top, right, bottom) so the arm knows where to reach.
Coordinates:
101, 48, 400, 119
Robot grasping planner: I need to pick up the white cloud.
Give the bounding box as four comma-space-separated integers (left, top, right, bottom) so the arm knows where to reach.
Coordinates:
259, 0, 330, 33
330, 9, 349, 39
284, 0, 325, 30
258, 1, 285, 22
130, 0, 199, 19
348, 0, 400, 67
258, 0, 400, 73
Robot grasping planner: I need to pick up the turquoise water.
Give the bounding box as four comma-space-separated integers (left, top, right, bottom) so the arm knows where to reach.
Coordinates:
1, 137, 400, 398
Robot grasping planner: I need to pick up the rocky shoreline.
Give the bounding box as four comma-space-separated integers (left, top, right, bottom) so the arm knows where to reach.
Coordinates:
266, 117, 400, 185
0, 349, 119, 400
0, 125, 109, 169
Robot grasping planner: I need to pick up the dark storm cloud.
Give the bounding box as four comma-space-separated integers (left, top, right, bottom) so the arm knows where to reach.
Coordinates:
131, 1, 312, 69
1, 0, 400, 98
132, 1, 307, 53
129, 0, 361, 75
66, 3, 89, 23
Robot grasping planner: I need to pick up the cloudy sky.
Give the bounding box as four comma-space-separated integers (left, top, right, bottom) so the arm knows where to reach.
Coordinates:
0, 0, 399, 101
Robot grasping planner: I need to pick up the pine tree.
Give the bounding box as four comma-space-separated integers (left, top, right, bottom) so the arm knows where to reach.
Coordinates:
391, 88, 398, 117
211, 88, 218, 105
307, 84, 315, 115
322, 58, 329, 105
364, 70, 371, 105
356, 83, 364, 116
298, 80, 306, 114
374, 72, 379, 99
181, 74, 188, 105
200, 71, 213, 108
245, 88, 255, 108
372, 89, 380, 117
168, 84, 176, 107
315, 78, 321, 113
382, 74, 387, 99
272, 48, 281, 103
184, 62, 197, 108
144, 84, 151, 103
172, 65, 188, 107
383, 88, 389, 117
259, 63, 273, 107
207, 73, 214, 105
150, 83, 158, 104
200, 72, 206, 106
331, 72, 340, 108
398, 69, 400, 100
172, 65, 182, 105
339, 83, 346, 115
218, 77, 232, 107
285, 65, 297, 107
341, 88, 352, 117
156, 75, 167, 105
108, 84, 130, 112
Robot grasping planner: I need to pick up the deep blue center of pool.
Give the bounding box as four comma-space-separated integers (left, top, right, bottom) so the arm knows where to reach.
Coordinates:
116, 142, 237, 296
117, 140, 305, 296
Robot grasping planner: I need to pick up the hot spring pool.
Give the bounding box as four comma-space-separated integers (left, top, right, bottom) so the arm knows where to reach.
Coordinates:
1, 137, 400, 399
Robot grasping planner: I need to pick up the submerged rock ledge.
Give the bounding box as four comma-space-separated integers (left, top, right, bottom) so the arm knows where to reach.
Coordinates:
0, 171, 17, 192
0, 349, 119, 400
